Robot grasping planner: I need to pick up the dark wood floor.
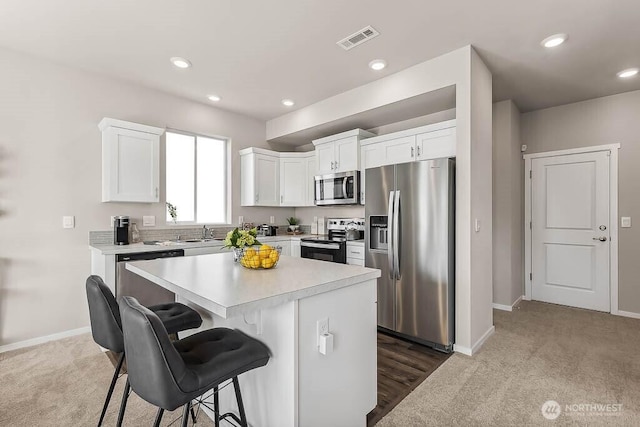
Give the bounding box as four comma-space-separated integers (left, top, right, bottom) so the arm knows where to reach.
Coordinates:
367, 331, 451, 426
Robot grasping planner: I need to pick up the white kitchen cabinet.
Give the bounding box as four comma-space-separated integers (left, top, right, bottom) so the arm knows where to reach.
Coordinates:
290, 239, 301, 257
360, 120, 456, 202
270, 239, 291, 256
306, 153, 317, 206
240, 148, 280, 207
99, 118, 164, 203
346, 242, 365, 266
313, 129, 375, 175
280, 152, 316, 207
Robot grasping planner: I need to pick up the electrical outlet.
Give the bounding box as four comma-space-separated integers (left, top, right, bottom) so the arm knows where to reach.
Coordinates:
317, 318, 329, 347
621, 217, 632, 228
62, 216, 75, 229
110, 216, 115, 227
143, 215, 155, 227
238, 216, 244, 226
270, 216, 275, 224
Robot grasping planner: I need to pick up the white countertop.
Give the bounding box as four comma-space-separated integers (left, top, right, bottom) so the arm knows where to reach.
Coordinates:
91, 234, 314, 255
126, 252, 381, 318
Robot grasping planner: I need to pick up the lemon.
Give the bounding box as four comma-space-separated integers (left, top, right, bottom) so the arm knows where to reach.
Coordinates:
261, 258, 274, 269
245, 248, 257, 258
269, 250, 280, 263
259, 244, 273, 259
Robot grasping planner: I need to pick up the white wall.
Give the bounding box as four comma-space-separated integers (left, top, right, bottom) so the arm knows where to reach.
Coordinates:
268, 46, 494, 354
521, 89, 640, 314
0, 47, 294, 346
492, 100, 523, 307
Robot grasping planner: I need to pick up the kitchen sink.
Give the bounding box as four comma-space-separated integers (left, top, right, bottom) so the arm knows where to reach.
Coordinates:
183, 239, 217, 243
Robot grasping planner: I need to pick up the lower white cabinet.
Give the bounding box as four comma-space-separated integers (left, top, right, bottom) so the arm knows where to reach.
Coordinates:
346, 242, 365, 266
291, 239, 301, 257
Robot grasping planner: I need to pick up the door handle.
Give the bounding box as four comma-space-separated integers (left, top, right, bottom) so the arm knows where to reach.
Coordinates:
393, 190, 400, 279
335, 161, 339, 170
416, 146, 421, 157
330, 161, 334, 170
410, 147, 414, 158
387, 191, 395, 280
592, 236, 608, 242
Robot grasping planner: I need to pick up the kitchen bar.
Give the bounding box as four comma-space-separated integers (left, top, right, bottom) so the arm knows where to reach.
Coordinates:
126, 252, 381, 426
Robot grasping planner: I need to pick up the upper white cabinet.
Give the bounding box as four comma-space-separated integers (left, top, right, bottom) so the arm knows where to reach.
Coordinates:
240, 148, 280, 207
99, 118, 164, 203
312, 129, 375, 175
360, 120, 456, 204
241, 149, 315, 207
280, 152, 315, 207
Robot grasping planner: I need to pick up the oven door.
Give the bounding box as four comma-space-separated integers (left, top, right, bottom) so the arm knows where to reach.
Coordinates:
301, 241, 347, 264
314, 171, 359, 205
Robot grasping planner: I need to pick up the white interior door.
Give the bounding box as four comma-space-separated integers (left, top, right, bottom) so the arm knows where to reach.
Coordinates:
531, 151, 610, 312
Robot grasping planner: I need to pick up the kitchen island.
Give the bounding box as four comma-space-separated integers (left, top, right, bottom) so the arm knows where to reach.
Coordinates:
126, 252, 381, 427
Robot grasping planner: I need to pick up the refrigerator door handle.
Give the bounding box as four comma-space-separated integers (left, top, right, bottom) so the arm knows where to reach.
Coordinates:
387, 190, 395, 279
393, 190, 400, 279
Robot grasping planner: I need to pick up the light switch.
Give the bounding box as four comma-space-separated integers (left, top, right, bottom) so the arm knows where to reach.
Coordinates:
143, 215, 155, 227
62, 216, 75, 229
621, 217, 632, 228
475, 219, 481, 233
238, 216, 244, 226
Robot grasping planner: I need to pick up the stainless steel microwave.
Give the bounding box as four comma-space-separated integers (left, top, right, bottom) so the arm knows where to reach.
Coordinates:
314, 171, 360, 205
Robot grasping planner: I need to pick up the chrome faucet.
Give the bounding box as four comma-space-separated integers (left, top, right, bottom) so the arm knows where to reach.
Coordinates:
202, 225, 209, 239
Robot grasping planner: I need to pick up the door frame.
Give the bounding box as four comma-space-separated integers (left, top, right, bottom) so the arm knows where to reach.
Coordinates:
523, 144, 620, 313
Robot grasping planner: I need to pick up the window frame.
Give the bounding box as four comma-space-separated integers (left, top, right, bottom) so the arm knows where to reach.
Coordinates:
165, 128, 231, 225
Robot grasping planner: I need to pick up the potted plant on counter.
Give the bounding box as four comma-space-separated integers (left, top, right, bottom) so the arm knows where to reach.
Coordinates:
286, 217, 300, 233
222, 227, 261, 261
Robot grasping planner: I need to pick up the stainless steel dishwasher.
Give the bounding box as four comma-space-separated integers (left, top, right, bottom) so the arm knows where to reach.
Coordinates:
115, 249, 184, 306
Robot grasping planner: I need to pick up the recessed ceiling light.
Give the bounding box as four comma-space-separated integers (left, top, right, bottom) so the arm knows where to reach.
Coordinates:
207, 94, 221, 102
282, 99, 295, 107
369, 59, 387, 71
170, 57, 191, 69
617, 68, 639, 79
541, 34, 568, 48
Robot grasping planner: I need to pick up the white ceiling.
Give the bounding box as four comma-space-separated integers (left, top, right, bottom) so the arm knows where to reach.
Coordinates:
1, 0, 639, 121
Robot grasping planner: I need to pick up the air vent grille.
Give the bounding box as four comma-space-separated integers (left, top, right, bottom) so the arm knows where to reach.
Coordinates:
337, 26, 379, 51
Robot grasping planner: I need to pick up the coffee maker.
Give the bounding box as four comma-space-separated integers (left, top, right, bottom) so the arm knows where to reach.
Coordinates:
114, 216, 130, 245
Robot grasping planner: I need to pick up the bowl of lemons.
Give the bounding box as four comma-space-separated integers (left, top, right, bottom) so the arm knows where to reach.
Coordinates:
238, 244, 282, 269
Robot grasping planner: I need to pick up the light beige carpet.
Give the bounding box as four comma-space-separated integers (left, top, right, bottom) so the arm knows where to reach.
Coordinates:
378, 301, 640, 426
0, 334, 214, 426
2, 301, 640, 426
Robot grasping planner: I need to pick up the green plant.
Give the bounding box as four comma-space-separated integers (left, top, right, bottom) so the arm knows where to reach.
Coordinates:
286, 217, 299, 226
222, 227, 261, 249
166, 202, 178, 223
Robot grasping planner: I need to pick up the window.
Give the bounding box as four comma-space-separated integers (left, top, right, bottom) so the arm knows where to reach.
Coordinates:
165, 130, 229, 224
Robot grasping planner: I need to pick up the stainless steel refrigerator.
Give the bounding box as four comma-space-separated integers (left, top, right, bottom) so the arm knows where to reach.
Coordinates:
365, 158, 455, 352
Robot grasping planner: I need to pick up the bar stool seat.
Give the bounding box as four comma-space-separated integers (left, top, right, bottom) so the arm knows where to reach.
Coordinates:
119, 296, 271, 427
85, 275, 203, 426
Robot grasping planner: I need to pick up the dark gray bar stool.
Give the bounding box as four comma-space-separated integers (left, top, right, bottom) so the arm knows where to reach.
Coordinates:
119, 296, 271, 427
85, 275, 203, 426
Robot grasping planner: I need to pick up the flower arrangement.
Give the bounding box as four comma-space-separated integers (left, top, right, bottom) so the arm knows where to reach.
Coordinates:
222, 227, 261, 249
166, 202, 178, 224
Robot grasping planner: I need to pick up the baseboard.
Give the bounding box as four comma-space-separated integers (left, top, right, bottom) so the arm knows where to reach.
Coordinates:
454, 325, 496, 357
0, 326, 91, 354
615, 310, 640, 320
492, 295, 523, 312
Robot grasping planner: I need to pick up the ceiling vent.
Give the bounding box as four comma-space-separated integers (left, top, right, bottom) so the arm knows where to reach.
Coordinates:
337, 26, 379, 51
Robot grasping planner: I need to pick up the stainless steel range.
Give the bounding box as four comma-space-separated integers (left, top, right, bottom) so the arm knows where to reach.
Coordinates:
301, 218, 364, 264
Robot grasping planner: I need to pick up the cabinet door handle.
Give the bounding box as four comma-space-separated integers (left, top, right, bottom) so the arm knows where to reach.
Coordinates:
281, 195, 283, 204
330, 161, 334, 170
255, 194, 259, 203
155, 187, 158, 197
411, 147, 414, 157
417, 146, 421, 157
335, 161, 338, 170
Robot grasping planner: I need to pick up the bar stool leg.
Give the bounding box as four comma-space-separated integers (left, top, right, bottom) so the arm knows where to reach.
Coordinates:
115, 378, 130, 427
233, 377, 248, 427
190, 403, 197, 424
181, 402, 191, 427
213, 386, 220, 427
152, 408, 164, 427
98, 353, 125, 426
